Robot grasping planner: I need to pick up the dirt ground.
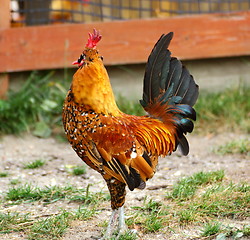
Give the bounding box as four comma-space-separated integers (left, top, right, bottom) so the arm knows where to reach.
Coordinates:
0, 133, 249, 240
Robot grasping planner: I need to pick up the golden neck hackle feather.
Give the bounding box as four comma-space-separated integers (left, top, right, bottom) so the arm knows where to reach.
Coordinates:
71, 48, 121, 116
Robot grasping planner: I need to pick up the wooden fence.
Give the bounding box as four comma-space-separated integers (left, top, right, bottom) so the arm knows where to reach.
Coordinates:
0, 1, 250, 97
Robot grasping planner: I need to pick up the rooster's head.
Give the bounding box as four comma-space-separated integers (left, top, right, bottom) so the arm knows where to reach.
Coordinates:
72, 28, 102, 67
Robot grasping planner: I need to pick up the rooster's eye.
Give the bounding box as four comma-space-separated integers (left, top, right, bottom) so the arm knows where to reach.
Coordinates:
77, 53, 86, 63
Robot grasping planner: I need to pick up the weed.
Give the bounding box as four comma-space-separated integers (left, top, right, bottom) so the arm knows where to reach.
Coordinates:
201, 222, 221, 237
9, 178, 21, 185
215, 139, 250, 155
72, 165, 86, 176
23, 159, 45, 169
0, 172, 8, 177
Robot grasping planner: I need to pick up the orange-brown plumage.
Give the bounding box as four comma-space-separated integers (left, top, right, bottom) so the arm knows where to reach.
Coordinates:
62, 29, 198, 238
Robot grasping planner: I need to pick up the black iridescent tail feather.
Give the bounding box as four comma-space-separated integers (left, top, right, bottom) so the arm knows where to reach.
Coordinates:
140, 32, 199, 155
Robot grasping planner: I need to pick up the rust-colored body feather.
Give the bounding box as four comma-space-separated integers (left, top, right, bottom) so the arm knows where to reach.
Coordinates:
63, 31, 198, 211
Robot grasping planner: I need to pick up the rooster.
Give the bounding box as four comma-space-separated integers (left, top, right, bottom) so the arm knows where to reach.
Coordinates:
62, 29, 199, 239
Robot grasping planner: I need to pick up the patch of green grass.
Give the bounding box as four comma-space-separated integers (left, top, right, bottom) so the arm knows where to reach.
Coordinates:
1, 193, 99, 239
215, 139, 250, 155
28, 207, 98, 240
68, 184, 106, 204
1, 186, 100, 239
194, 183, 250, 219
162, 171, 250, 233
110, 231, 137, 240
200, 223, 250, 239
5, 184, 104, 205
6, 184, 41, 202
28, 211, 71, 240
23, 159, 46, 169
117, 85, 250, 134
167, 170, 225, 200
0, 212, 31, 233
72, 165, 86, 176
131, 198, 168, 233
119, 232, 137, 240
242, 225, 250, 236
72, 205, 96, 220
170, 182, 249, 222
195, 85, 250, 134
0, 207, 98, 239
144, 214, 164, 233
201, 221, 221, 237
29, 202, 98, 239
177, 209, 196, 223
0, 172, 8, 177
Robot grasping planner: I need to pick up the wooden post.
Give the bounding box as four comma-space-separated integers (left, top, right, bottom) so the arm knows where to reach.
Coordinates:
0, 0, 10, 98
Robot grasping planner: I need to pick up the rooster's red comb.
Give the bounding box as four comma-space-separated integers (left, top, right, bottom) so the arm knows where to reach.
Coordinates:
85, 29, 102, 49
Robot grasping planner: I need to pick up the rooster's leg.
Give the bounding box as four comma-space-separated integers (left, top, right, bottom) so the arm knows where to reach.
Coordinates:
118, 206, 127, 234
103, 206, 128, 239
104, 208, 118, 239
103, 178, 127, 239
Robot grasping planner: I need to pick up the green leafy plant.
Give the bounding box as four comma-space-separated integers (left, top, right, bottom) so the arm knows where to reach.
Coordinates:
0, 71, 68, 136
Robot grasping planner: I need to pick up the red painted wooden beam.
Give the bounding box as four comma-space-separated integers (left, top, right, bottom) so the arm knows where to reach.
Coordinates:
0, 11, 250, 72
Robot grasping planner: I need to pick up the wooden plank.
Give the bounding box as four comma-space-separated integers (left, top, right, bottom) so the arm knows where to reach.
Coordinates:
0, 0, 10, 98
0, 0, 10, 29
0, 11, 250, 72
0, 74, 9, 98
